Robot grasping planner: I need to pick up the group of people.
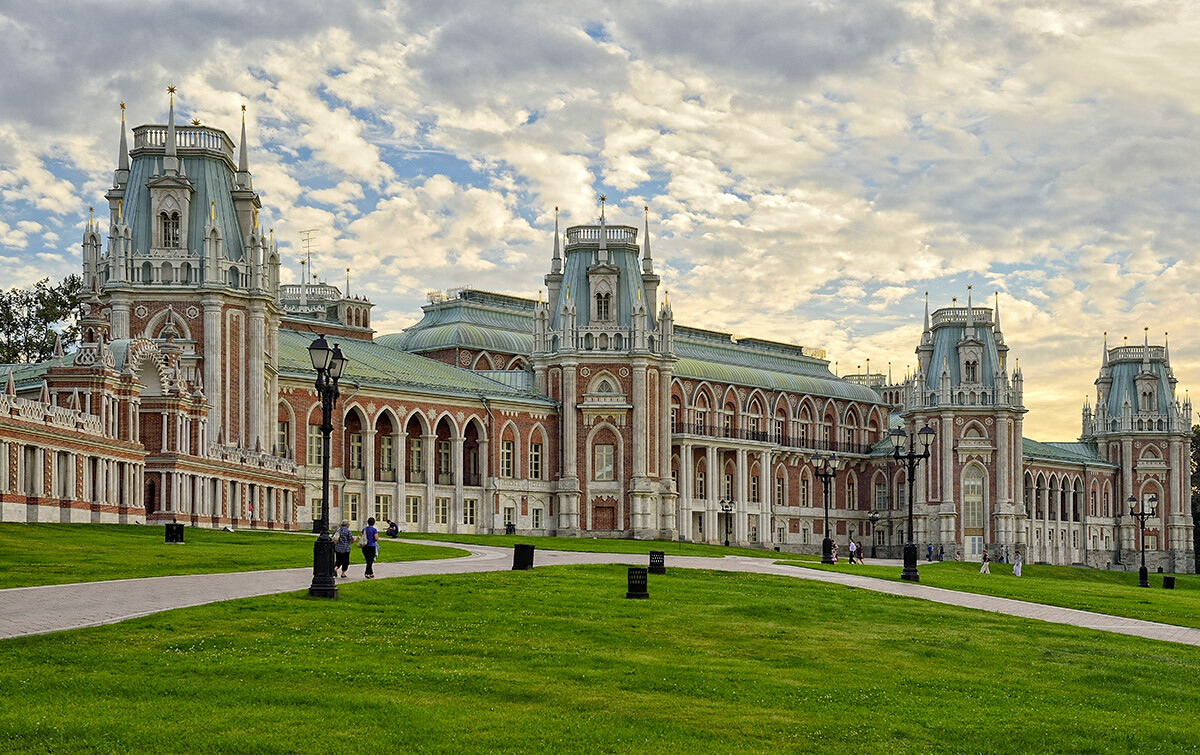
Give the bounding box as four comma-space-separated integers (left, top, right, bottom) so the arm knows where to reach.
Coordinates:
830, 539, 870, 564
979, 549, 1024, 576
330, 519, 404, 580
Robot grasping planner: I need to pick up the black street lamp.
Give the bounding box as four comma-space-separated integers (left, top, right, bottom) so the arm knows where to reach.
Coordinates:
1128, 493, 1158, 588
719, 499, 734, 547
308, 334, 347, 599
890, 424, 935, 582
812, 453, 840, 564
868, 510, 880, 559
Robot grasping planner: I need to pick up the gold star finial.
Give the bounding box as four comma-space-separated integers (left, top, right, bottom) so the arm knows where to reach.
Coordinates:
167, 85, 176, 94
191, 118, 201, 126
599, 194, 606, 203
241, 104, 246, 113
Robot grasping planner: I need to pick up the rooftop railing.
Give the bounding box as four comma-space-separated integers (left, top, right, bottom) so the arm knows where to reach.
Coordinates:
671, 421, 874, 455
132, 125, 235, 161
564, 225, 639, 246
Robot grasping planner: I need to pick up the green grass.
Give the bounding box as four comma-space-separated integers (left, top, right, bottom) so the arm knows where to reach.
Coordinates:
784, 558, 1200, 629
1, 566, 1198, 753
402, 532, 802, 559
0, 523, 465, 589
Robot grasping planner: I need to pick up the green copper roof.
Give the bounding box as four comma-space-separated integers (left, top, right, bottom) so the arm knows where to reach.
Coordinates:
277, 329, 553, 405
1022, 438, 1115, 468
379, 291, 535, 354
673, 357, 883, 403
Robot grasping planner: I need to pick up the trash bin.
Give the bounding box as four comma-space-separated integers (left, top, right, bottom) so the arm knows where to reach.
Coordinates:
1164, 576, 1176, 589
164, 522, 184, 543
512, 543, 535, 570
626, 567, 649, 599
648, 550, 665, 575
504, 523, 516, 536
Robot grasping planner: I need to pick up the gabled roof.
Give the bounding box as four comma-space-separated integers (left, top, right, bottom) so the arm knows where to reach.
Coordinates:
1022, 438, 1116, 468
276, 329, 553, 405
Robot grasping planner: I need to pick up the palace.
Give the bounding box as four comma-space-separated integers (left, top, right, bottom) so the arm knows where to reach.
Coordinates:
1, 96, 1192, 572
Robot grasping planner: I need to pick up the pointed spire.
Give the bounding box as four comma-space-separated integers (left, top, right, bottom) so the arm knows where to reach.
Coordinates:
551, 206, 561, 274
642, 205, 654, 273
52, 333, 63, 366
114, 101, 130, 186
236, 104, 253, 189
164, 86, 179, 175
966, 285, 974, 330
992, 291, 1002, 333
1164, 332, 1170, 364
1143, 326, 1150, 367
1102, 332, 1108, 367
39, 379, 50, 405
4, 369, 13, 397
597, 194, 608, 262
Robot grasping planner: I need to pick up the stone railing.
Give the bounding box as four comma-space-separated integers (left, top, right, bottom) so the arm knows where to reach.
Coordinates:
0, 395, 106, 437
206, 442, 298, 475
564, 224, 639, 245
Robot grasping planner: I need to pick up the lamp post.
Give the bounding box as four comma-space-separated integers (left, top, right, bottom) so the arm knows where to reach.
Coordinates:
308, 334, 346, 599
812, 453, 840, 564
890, 424, 935, 582
719, 499, 733, 547
868, 510, 880, 559
1128, 494, 1157, 588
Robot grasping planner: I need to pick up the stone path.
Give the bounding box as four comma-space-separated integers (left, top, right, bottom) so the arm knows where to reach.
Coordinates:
2, 541, 1198, 649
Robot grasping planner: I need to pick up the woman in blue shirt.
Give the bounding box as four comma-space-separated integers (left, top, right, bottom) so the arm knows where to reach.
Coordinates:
361, 517, 379, 579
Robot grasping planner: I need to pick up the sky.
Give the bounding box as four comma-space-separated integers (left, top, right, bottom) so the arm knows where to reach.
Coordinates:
0, 0, 1197, 440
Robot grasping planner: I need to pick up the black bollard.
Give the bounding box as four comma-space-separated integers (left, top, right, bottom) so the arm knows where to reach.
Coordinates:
1164, 576, 1176, 589
626, 567, 649, 599
648, 550, 666, 575
513, 543, 535, 570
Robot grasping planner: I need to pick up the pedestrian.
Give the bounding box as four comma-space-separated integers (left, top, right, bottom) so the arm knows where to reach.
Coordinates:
980, 550, 991, 574
1013, 550, 1023, 577
360, 517, 379, 579
848, 539, 858, 564
954, 550, 961, 561
832, 541, 839, 563
385, 519, 399, 538
938, 545, 944, 562
333, 519, 354, 578
857, 540, 866, 564
926, 543, 933, 562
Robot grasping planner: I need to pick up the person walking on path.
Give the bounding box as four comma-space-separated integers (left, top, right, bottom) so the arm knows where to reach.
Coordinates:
857, 540, 866, 565
333, 520, 355, 578
848, 539, 858, 565
1013, 550, 1023, 577
980, 550, 991, 574
927, 543, 934, 562
360, 517, 380, 578
938, 545, 944, 562
831, 541, 839, 563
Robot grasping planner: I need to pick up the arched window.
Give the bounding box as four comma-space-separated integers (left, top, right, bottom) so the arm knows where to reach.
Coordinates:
963, 466, 984, 528
162, 212, 180, 248
596, 292, 611, 321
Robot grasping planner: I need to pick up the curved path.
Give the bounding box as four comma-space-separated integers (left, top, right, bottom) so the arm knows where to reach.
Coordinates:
1, 541, 1198, 648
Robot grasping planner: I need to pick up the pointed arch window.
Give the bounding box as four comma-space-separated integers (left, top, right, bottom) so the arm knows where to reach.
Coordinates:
963, 466, 984, 528
161, 212, 181, 248
596, 292, 612, 321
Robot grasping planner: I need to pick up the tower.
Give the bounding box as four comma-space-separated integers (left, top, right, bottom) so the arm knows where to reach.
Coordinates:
902, 288, 1025, 560
1084, 329, 1193, 571
92, 90, 280, 451
531, 199, 676, 538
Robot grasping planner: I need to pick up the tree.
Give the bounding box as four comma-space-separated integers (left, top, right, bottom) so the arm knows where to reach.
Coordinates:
0, 275, 83, 364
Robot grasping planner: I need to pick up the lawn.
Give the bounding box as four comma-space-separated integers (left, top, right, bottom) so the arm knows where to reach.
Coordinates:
0, 523, 464, 589
402, 531, 802, 560
0, 566, 1196, 753
785, 558, 1200, 629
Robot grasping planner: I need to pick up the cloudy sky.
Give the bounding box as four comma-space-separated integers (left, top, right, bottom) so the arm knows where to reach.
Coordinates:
1, 0, 1196, 439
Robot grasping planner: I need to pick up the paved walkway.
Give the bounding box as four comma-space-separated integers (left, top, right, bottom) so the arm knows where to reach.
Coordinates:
2, 542, 1198, 648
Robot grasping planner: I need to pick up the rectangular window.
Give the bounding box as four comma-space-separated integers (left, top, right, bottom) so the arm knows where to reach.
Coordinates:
501, 441, 515, 478
748, 416, 759, 434
409, 438, 423, 475
435, 496, 449, 525
437, 440, 451, 475
532, 507, 543, 529
374, 494, 391, 521
529, 442, 542, 480
696, 471, 706, 499
405, 495, 420, 524
311, 492, 323, 521
963, 473, 984, 528
504, 506, 516, 525
307, 425, 323, 466
723, 414, 732, 437
845, 481, 856, 510
463, 499, 476, 526
775, 476, 785, 506
380, 436, 395, 473
348, 433, 364, 470
875, 483, 887, 510
1144, 534, 1158, 550
896, 483, 907, 511
774, 418, 784, 442
723, 473, 733, 500
671, 468, 679, 493
277, 420, 290, 456
749, 475, 759, 503
801, 478, 809, 507
594, 444, 614, 481
345, 492, 360, 523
